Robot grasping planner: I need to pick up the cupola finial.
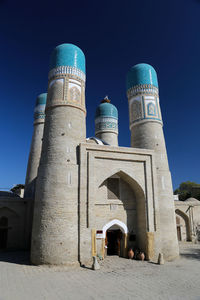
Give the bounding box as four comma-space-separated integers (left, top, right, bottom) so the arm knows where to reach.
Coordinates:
101, 95, 110, 103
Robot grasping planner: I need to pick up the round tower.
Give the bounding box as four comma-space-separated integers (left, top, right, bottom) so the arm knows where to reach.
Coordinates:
24, 93, 47, 198
31, 44, 86, 265
95, 97, 118, 146
126, 63, 179, 260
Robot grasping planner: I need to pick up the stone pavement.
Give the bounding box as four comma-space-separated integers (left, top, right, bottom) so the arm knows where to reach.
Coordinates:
0, 243, 200, 300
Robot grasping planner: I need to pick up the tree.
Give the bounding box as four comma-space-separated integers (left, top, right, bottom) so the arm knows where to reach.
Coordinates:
174, 181, 200, 201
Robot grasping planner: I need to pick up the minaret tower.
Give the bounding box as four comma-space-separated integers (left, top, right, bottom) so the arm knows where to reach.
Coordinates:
95, 97, 118, 146
31, 44, 86, 265
126, 63, 179, 260
24, 93, 47, 199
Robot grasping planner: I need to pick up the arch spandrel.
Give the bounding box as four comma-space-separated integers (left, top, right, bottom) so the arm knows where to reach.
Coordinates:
0, 207, 19, 218
97, 169, 145, 199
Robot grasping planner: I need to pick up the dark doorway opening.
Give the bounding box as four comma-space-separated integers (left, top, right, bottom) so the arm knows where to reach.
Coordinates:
0, 217, 8, 250
177, 226, 182, 241
106, 229, 122, 256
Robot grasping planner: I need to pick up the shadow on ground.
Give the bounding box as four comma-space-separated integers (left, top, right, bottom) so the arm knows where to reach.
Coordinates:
0, 251, 30, 265
80, 264, 93, 270
1, 244, 200, 266
180, 247, 200, 260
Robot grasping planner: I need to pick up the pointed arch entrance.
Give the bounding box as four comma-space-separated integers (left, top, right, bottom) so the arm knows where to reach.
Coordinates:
103, 219, 128, 256
96, 170, 147, 258
102, 219, 128, 238
0, 207, 20, 250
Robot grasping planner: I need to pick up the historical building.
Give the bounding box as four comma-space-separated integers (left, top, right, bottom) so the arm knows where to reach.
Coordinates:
1, 43, 185, 265
0, 190, 31, 250
175, 198, 200, 242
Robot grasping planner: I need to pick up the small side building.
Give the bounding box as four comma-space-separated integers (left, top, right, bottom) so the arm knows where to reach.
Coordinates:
175, 198, 200, 242
0, 191, 32, 250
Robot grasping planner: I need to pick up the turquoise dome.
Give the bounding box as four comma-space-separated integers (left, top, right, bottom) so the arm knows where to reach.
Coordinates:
126, 63, 158, 91
50, 43, 85, 73
35, 93, 47, 106
95, 102, 118, 119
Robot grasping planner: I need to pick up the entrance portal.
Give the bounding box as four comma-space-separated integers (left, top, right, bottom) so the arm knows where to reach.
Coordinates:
106, 229, 122, 256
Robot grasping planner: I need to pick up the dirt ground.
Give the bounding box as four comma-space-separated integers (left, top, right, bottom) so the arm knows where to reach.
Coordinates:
0, 242, 200, 300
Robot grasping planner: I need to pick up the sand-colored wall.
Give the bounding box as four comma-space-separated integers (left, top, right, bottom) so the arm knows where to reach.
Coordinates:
175, 200, 200, 242
79, 143, 162, 264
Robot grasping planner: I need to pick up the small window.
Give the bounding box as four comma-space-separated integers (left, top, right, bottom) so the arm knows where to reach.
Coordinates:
107, 178, 120, 199
96, 230, 103, 234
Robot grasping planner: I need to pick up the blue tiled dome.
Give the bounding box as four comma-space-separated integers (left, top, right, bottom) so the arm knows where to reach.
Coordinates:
35, 93, 47, 106
95, 102, 118, 119
126, 63, 158, 91
49, 43, 85, 73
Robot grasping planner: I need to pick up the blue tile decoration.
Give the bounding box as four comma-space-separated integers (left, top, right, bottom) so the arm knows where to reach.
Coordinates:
35, 93, 47, 105
126, 63, 158, 91
126, 84, 158, 98
95, 102, 118, 119
34, 112, 45, 120
128, 92, 162, 126
126, 65, 162, 126
147, 102, 156, 116
95, 118, 118, 134
48, 66, 85, 82
34, 93, 47, 121
50, 44, 85, 73
47, 44, 86, 114
95, 101, 118, 134
141, 97, 161, 123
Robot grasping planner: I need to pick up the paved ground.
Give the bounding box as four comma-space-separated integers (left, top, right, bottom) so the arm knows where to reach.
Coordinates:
0, 243, 200, 300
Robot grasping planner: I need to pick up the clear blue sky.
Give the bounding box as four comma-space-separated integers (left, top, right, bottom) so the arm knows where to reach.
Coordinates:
0, 0, 199, 191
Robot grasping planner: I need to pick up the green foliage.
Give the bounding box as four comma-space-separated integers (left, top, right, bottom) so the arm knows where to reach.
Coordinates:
174, 181, 200, 201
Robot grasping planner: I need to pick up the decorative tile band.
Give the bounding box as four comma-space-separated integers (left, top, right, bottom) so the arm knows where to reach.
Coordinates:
48, 65, 86, 82
34, 112, 45, 120
95, 117, 118, 134
95, 117, 118, 124
46, 75, 86, 114
127, 84, 158, 98
128, 95, 162, 127
34, 104, 46, 123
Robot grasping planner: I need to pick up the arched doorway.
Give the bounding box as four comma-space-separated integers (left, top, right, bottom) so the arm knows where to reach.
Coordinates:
103, 219, 128, 257
0, 207, 20, 250
0, 217, 8, 249
175, 209, 192, 242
